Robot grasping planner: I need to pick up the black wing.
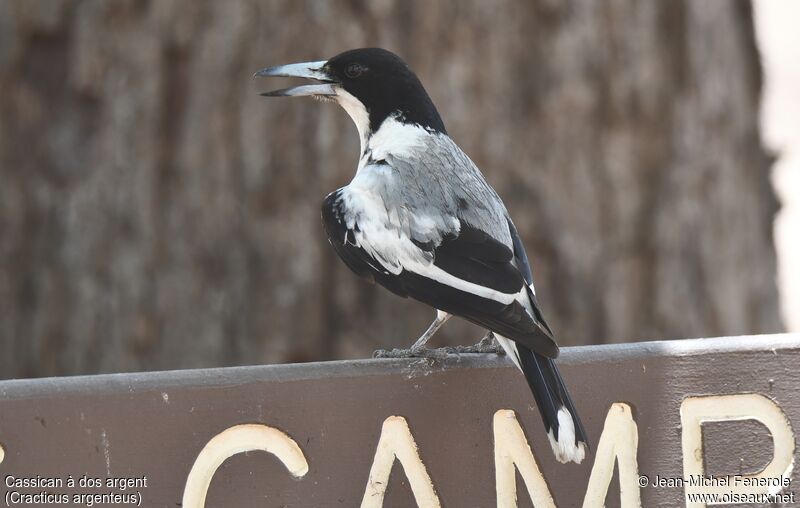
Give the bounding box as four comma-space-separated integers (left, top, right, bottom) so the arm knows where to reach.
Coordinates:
507, 217, 554, 337
321, 190, 410, 298
416, 218, 557, 357
322, 190, 557, 358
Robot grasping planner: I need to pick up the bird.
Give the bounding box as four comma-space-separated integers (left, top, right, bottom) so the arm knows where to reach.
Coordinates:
255, 48, 588, 464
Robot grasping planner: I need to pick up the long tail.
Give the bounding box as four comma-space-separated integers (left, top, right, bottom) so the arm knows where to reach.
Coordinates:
496, 335, 588, 464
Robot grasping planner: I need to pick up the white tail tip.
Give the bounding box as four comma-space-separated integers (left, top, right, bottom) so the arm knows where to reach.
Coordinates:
546, 406, 586, 464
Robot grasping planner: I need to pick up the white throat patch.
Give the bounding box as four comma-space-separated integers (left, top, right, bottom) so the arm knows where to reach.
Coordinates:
335, 88, 370, 154
335, 90, 432, 164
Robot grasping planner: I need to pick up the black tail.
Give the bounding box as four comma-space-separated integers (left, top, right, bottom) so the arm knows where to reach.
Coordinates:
517, 344, 589, 464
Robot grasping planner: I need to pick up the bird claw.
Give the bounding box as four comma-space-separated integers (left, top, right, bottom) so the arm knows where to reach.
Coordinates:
444, 333, 505, 355
444, 343, 505, 355
373, 347, 450, 359
372, 333, 505, 359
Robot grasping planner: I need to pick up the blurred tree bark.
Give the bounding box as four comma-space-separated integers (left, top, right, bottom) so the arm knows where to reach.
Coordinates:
0, 0, 781, 378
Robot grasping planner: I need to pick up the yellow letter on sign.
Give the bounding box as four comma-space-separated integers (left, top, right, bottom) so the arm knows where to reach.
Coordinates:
681, 394, 795, 508
582, 403, 641, 508
361, 416, 441, 508
493, 409, 557, 508
182, 424, 309, 508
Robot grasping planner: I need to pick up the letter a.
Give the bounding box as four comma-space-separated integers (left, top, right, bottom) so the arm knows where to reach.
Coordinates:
493, 409, 557, 508
361, 416, 440, 508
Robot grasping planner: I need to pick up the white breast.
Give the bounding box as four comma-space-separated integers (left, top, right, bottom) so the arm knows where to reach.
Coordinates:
365, 117, 429, 161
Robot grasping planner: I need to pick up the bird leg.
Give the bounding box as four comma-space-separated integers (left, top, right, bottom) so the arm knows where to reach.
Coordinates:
373, 316, 507, 358
411, 310, 451, 350
373, 311, 452, 358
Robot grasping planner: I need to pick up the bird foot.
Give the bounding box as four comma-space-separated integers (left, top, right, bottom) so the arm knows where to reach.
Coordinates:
444, 343, 505, 355
373, 333, 505, 359
446, 332, 505, 355
373, 347, 450, 359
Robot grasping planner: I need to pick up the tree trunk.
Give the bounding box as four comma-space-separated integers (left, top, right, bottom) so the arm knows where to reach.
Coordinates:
0, 0, 781, 378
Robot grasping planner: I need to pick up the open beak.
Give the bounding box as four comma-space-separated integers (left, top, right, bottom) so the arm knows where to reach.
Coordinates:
254, 60, 337, 97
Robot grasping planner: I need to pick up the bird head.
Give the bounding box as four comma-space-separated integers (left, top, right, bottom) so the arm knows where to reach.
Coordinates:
255, 48, 446, 144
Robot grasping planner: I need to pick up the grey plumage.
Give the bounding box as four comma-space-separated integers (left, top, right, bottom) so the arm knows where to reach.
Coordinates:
380, 132, 513, 248
342, 121, 513, 264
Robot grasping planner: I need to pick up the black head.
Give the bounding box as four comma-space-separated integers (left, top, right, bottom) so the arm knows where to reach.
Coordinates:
256, 48, 446, 135
322, 48, 445, 134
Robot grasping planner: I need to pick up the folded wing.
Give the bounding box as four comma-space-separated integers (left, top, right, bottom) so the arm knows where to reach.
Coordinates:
322, 187, 558, 358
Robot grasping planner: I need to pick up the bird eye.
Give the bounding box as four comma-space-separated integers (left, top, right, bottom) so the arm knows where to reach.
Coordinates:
345, 63, 365, 79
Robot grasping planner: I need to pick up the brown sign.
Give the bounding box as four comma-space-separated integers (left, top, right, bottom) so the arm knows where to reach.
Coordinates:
0, 334, 797, 507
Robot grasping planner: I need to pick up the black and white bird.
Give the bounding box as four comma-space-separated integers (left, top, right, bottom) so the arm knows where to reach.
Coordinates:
256, 48, 588, 464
